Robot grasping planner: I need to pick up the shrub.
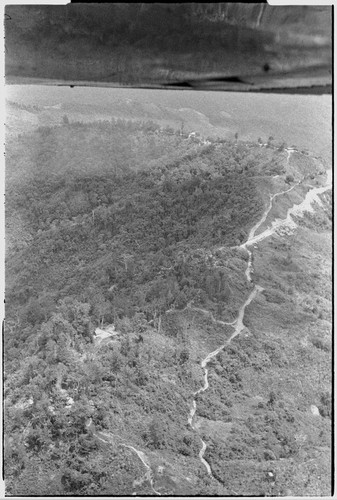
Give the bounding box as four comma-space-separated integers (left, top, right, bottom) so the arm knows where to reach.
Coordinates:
319, 392, 331, 418
267, 391, 277, 406
311, 337, 330, 352
263, 289, 287, 304
264, 449, 277, 461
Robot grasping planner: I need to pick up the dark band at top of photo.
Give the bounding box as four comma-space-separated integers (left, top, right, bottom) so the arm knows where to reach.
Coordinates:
5, 3, 332, 93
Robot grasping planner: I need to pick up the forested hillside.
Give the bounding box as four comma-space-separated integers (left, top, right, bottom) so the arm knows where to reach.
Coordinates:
5, 113, 331, 495
7, 118, 270, 322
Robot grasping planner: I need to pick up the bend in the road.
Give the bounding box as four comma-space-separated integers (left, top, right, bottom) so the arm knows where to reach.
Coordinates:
187, 154, 331, 478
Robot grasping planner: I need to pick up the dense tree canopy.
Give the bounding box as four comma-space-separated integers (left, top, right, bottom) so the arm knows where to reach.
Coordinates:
5, 115, 331, 495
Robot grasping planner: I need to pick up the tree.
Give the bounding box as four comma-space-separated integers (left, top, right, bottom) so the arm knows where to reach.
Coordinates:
148, 417, 166, 449
319, 392, 331, 418
110, 352, 122, 380
57, 298, 93, 339
93, 293, 112, 326
268, 391, 277, 406
267, 136, 274, 147
23, 298, 45, 326
177, 346, 190, 364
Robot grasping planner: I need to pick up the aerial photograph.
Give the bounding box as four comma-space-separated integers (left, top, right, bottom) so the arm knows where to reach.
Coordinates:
4, 3, 332, 497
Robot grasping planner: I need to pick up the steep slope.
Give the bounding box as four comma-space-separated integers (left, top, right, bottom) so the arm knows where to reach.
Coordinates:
5, 115, 331, 495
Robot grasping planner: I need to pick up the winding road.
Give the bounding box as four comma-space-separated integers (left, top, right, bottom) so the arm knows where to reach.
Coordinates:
240, 180, 300, 282
187, 284, 264, 477
122, 444, 162, 496
85, 418, 161, 495
84, 149, 331, 490
188, 150, 332, 477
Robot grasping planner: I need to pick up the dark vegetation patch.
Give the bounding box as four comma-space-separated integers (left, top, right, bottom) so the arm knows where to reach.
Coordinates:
6, 119, 265, 332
